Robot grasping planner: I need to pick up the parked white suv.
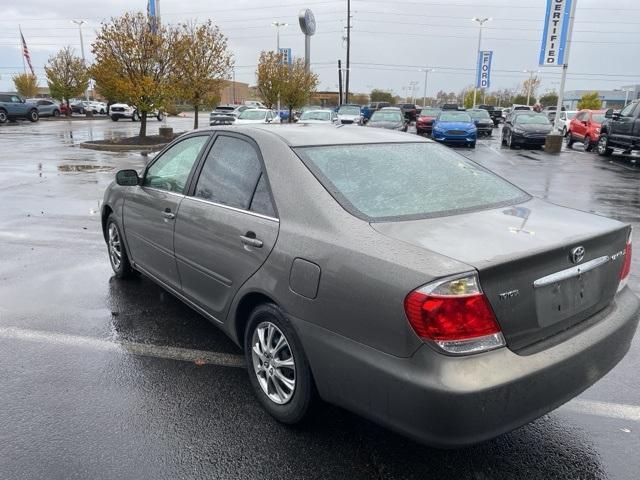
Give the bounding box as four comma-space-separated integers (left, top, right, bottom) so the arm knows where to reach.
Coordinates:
110, 103, 164, 122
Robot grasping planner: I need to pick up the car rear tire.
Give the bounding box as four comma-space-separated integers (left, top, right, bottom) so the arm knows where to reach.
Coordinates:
156, 112, 164, 121
507, 133, 515, 149
562, 127, 567, 137
132, 111, 140, 122
597, 134, 613, 157
244, 303, 315, 424
0, 109, 7, 123
106, 215, 134, 279
110, 116, 119, 122
584, 136, 594, 152
53, 109, 61, 118
28, 109, 39, 122
469, 142, 476, 148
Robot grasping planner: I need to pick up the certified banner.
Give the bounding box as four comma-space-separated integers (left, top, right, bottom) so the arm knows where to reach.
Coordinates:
539, 0, 572, 66
476, 51, 493, 89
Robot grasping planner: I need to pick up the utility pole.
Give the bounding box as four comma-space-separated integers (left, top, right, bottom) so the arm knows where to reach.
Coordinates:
523, 69, 539, 106
472, 17, 490, 108
72, 19, 88, 100
338, 60, 343, 106
272, 21, 288, 114
419, 68, 434, 107
345, 0, 351, 103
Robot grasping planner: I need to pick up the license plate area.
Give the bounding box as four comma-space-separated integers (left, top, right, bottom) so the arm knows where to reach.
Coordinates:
535, 265, 604, 327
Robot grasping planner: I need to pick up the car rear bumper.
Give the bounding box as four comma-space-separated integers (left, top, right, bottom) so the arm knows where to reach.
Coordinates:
293, 287, 639, 448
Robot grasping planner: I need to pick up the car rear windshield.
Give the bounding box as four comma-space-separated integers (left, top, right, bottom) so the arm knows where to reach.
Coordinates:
300, 111, 331, 121
239, 110, 267, 120
294, 143, 528, 221
420, 108, 441, 116
439, 112, 472, 122
370, 112, 402, 122
515, 114, 550, 125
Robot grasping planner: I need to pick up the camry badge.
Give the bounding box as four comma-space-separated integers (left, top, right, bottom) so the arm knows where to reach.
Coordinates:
570, 246, 585, 264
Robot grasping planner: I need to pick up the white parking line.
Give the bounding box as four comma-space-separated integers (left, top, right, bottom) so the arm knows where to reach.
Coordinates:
1, 325, 639, 423
560, 399, 640, 423
0, 325, 244, 368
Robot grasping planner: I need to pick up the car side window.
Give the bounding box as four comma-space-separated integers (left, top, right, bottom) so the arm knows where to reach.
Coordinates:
574, 112, 585, 122
250, 174, 276, 218
619, 102, 635, 117
11, 96, 22, 103
194, 136, 263, 211
143, 135, 209, 193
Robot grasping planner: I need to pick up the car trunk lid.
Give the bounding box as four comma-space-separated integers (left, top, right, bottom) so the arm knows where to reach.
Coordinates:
372, 198, 630, 352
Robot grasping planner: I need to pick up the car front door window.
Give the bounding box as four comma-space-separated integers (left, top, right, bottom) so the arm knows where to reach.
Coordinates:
143, 136, 209, 193
619, 102, 635, 118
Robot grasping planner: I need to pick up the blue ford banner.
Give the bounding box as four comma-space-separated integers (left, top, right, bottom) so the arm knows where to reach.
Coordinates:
476, 51, 493, 89
539, 0, 572, 66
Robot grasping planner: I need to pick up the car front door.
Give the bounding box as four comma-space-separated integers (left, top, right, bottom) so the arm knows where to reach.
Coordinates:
572, 112, 586, 139
122, 134, 211, 288
174, 133, 279, 322
8, 95, 24, 116
611, 102, 637, 146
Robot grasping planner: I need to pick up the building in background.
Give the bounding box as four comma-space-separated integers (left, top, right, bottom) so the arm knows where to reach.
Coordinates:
219, 80, 249, 105
562, 84, 640, 109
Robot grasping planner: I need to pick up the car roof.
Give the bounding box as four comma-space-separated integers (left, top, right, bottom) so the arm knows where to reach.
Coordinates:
201, 124, 430, 147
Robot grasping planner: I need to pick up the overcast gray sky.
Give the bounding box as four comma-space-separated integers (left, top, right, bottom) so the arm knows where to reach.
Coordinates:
1, 0, 639, 99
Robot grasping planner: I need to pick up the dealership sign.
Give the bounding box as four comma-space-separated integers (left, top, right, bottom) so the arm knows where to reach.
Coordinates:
539, 0, 572, 66
476, 51, 493, 89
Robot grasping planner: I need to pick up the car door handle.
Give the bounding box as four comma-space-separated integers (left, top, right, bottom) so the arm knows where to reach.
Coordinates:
240, 234, 263, 248
161, 209, 175, 220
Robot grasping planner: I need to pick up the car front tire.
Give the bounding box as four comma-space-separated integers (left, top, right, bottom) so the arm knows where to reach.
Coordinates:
156, 112, 164, 121
110, 116, 119, 122
597, 134, 613, 157
28, 109, 39, 122
53, 109, 61, 118
106, 215, 134, 279
132, 111, 140, 122
244, 303, 315, 424
0, 109, 7, 123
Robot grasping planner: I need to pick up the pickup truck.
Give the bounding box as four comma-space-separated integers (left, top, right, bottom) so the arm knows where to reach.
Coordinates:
0, 93, 39, 123
477, 104, 502, 126
597, 100, 640, 156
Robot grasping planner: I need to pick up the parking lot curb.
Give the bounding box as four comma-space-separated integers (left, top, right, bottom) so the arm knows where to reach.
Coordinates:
80, 141, 169, 152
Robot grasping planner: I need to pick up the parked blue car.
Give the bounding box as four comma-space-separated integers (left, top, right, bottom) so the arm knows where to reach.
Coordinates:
431, 110, 477, 148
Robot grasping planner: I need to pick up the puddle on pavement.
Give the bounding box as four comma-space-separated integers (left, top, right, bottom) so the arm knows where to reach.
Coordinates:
57, 164, 114, 173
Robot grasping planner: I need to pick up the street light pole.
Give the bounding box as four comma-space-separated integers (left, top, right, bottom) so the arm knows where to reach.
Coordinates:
472, 17, 490, 108
71, 19, 88, 100
271, 21, 288, 114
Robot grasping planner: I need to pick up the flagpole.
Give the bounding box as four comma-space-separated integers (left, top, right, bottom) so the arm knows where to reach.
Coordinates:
19, 26, 26, 74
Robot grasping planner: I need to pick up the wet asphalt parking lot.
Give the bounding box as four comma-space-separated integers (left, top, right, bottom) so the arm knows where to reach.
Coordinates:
1, 116, 639, 480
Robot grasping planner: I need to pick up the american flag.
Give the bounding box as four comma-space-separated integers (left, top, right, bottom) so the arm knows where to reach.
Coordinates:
19, 27, 35, 76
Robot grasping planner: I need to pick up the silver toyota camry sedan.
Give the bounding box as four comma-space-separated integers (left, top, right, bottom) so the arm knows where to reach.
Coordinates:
102, 124, 639, 447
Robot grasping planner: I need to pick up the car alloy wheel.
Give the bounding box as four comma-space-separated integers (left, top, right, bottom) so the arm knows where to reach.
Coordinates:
53, 109, 60, 118
108, 223, 122, 271
251, 321, 296, 405
597, 135, 612, 156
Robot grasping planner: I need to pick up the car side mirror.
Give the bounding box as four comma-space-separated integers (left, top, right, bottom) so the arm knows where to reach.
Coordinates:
116, 169, 140, 186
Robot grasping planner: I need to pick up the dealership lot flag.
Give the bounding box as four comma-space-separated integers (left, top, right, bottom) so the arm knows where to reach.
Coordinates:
19, 28, 35, 76
476, 51, 492, 89
539, 0, 572, 66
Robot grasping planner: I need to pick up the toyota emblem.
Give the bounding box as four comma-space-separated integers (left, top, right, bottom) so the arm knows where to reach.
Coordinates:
570, 246, 585, 264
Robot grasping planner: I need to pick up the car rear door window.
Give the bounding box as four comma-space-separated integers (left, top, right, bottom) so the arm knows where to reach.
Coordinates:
295, 142, 528, 221
194, 135, 268, 212
143, 135, 209, 193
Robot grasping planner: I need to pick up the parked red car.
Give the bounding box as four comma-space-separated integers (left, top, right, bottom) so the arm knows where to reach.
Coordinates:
415, 107, 442, 135
566, 109, 606, 151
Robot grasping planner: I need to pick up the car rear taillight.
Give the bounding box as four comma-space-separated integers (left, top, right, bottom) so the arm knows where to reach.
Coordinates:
404, 274, 505, 355
618, 232, 632, 292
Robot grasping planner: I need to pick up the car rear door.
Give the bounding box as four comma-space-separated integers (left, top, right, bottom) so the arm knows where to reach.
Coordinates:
122, 134, 211, 289
174, 133, 279, 322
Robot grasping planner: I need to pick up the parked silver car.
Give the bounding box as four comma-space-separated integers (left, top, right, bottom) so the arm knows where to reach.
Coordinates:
102, 125, 639, 447
27, 98, 61, 118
